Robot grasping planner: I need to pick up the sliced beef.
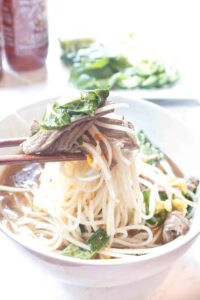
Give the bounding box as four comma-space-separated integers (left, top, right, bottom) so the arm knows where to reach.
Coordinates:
96, 117, 138, 150
22, 110, 113, 155
21, 103, 139, 156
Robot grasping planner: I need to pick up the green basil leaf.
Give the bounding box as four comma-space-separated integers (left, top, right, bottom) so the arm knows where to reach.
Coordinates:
88, 228, 109, 252
62, 228, 109, 260
143, 190, 151, 215
137, 130, 165, 164
146, 210, 167, 227
41, 88, 109, 129
62, 244, 93, 260
139, 75, 158, 88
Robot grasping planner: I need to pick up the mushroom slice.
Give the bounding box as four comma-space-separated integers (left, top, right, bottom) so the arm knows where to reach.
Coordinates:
162, 211, 190, 243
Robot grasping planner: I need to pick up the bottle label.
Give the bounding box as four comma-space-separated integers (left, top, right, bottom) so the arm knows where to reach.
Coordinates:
3, 0, 48, 55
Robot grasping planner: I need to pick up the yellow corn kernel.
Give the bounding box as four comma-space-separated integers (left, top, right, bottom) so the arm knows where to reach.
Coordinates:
86, 154, 100, 171
168, 177, 177, 184
168, 178, 187, 193
155, 200, 165, 213
86, 154, 93, 166
172, 198, 187, 215
179, 182, 187, 194
164, 199, 172, 212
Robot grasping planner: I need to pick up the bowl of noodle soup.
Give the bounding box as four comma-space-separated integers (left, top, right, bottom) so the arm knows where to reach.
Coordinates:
0, 93, 199, 287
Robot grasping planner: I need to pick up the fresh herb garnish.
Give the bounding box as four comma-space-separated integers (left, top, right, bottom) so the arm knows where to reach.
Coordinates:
158, 191, 168, 201
143, 190, 150, 215
186, 177, 200, 194
62, 244, 93, 260
88, 228, 109, 252
143, 190, 167, 226
137, 130, 165, 164
41, 88, 109, 130
62, 228, 109, 260
183, 192, 194, 216
146, 210, 167, 227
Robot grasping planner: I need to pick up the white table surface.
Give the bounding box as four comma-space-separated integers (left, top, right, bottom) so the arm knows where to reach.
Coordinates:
0, 1, 200, 299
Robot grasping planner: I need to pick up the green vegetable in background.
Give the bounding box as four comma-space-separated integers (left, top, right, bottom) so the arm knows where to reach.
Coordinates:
140, 75, 158, 88
137, 130, 165, 164
41, 88, 109, 129
69, 53, 131, 85
136, 60, 159, 76
62, 228, 109, 259
60, 38, 180, 90
60, 38, 96, 65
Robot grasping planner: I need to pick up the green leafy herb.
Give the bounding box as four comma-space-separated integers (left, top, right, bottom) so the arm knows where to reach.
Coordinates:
158, 191, 168, 201
88, 228, 110, 252
60, 38, 96, 65
60, 38, 180, 90
185, 199, 193, 216
41, 88, 109, 129
137, 130, 165, 164
167, 68, 180, 85
146, 210, 167, 227
183, 190, 196, 217
143, 190, 168, 226
69, 52, 131, 89
140, 75, 158, 88
62, 228, 109, 260
77, 137, 83, 145
184, 177, 200, 216
62, 244, 93, 260
156, 73, 168, 87
143, 190, 151, 214
186, 177, 200, 194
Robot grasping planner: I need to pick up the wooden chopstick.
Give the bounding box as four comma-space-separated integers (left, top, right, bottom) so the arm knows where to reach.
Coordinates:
0, 153, 86, 165
166, 156, 184, 178
0, 137, 86, 165
0, 137, 27, 147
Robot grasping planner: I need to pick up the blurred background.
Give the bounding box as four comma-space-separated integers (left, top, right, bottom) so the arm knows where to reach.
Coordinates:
0, 0, 200, 103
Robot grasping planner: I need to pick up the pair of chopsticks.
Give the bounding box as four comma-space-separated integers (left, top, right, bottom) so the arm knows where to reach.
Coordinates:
0, 137, 85, 165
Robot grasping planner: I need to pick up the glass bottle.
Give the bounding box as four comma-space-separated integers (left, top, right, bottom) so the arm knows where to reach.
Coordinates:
3, 0, 48, 72
0, 0, 3, 78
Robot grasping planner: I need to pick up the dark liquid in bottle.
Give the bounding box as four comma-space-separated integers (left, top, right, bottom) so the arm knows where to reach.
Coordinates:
3, 0, 48, 72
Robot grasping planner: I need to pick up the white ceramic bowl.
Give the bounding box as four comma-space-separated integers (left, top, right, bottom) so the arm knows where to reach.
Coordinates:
0, 95, 199, 288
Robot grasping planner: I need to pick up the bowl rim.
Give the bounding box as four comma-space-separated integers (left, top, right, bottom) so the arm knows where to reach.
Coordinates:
0, 94, 199, 266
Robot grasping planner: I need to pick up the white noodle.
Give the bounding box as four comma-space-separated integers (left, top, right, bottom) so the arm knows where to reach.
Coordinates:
95, 120, 137, 145
0, 112, 195, 259
95, 103, 128, 114
0, 185, 30, 193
